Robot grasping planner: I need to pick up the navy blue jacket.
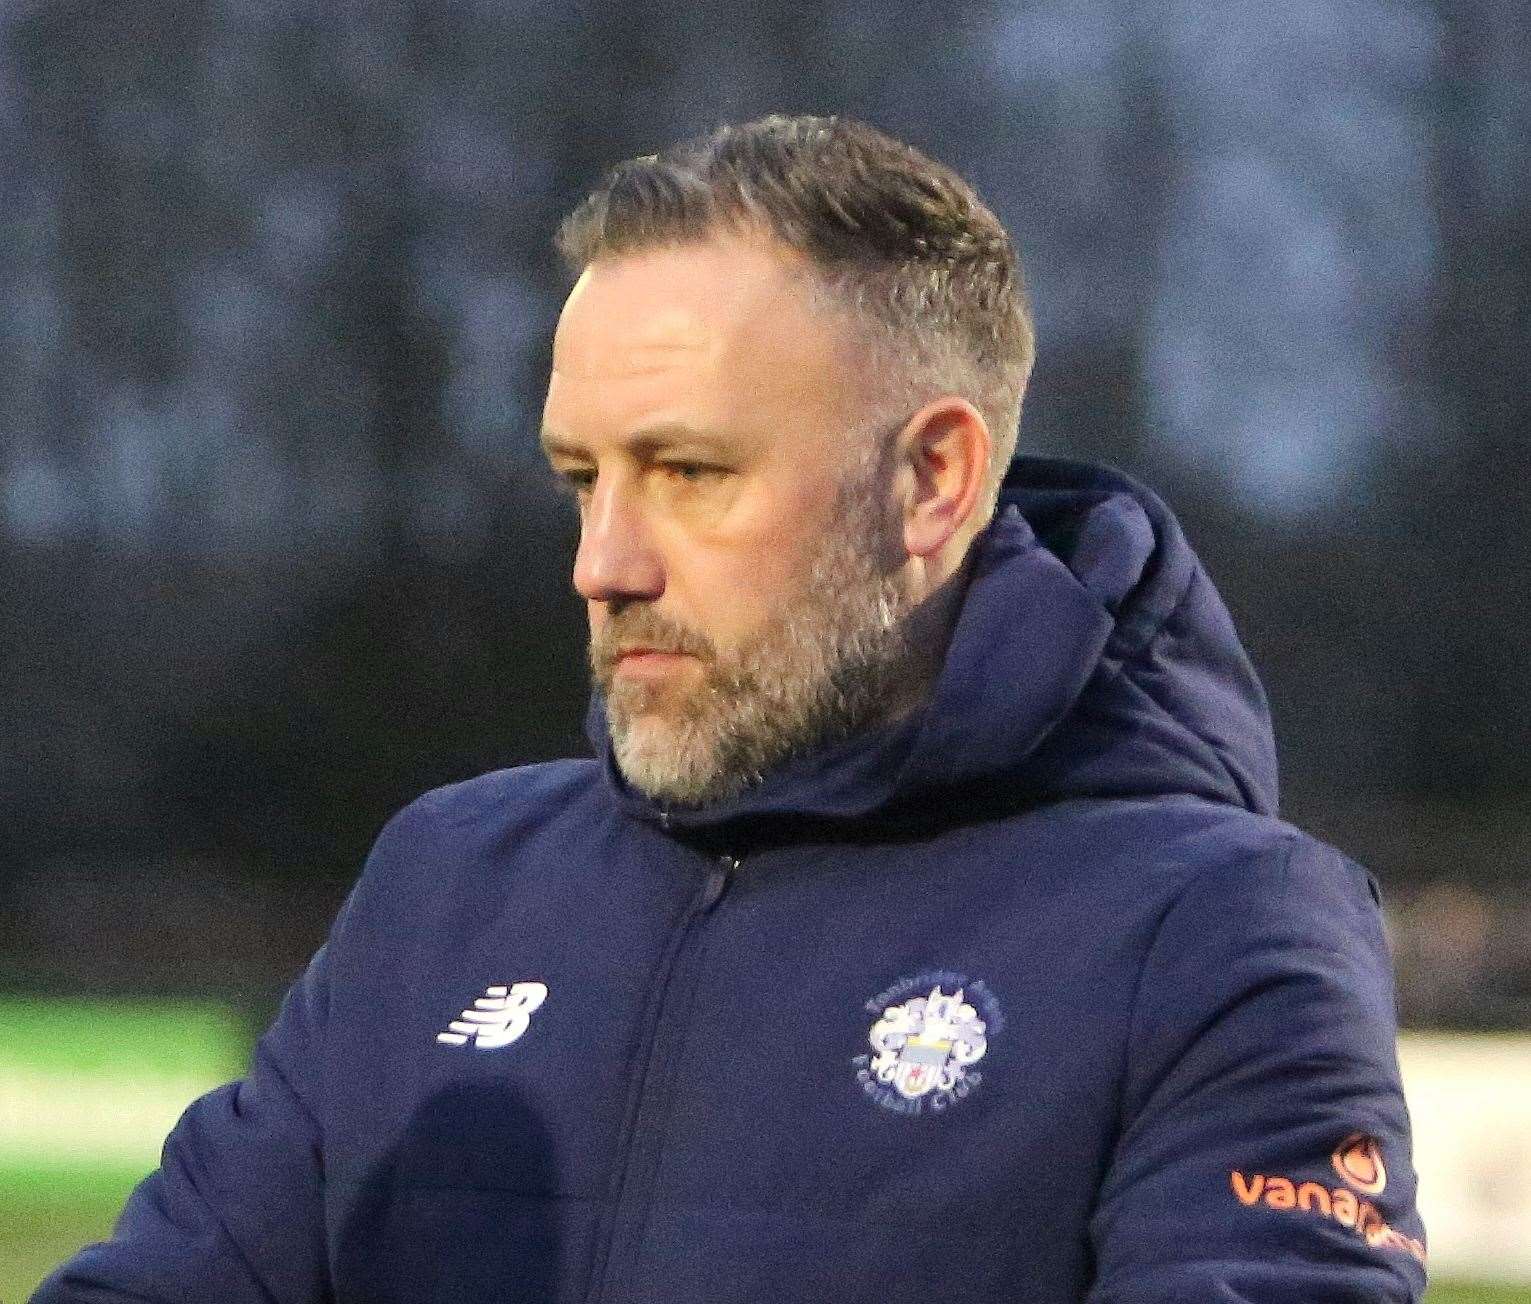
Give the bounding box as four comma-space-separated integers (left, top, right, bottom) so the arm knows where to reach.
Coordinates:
36, 458, 1426, 1302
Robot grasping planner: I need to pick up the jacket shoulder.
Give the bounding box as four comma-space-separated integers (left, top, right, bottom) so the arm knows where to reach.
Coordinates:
1148, 804, 1381, 933
395, 758, 601, 831
337, 759, 602, 924
1049, 796, 1375, 900
372, 758, 602, 847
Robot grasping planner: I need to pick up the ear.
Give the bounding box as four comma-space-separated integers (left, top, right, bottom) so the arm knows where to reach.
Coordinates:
896, 397, 992, 559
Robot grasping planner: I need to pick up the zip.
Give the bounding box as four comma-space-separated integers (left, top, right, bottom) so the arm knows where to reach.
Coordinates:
585, 851, 735, 1303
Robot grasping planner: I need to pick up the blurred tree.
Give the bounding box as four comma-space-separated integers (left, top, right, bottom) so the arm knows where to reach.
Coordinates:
0, 0, 1526, 1024
1382, 0, 1531, 802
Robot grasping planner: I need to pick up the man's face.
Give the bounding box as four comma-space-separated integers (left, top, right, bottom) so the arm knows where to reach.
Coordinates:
541, 233, 917, 806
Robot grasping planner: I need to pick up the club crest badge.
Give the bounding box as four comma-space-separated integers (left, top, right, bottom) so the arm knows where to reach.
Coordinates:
852, 971, 1002, 1117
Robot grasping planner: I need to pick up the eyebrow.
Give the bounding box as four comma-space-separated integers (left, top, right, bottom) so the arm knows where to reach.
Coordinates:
539, 422, 734, 460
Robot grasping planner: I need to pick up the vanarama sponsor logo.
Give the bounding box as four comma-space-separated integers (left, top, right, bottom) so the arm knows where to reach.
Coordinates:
1229, 1133, 1425, 1265
1332, 1131, 1387, 1195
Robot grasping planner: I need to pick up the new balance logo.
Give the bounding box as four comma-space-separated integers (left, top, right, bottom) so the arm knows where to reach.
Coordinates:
436, 981, 548, 1049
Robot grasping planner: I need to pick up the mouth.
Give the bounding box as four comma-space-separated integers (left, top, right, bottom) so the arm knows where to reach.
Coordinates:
613, 647, 698, 675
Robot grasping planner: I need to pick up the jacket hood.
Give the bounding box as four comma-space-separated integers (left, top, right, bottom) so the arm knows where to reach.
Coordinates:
585, 456, 1278, 834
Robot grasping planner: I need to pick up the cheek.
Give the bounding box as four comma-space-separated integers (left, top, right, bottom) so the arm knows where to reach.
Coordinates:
676, 549, 801, 646
661, 470, 847, 638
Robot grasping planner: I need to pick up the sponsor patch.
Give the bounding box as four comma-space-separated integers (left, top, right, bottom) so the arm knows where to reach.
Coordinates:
1230, 1132, 1425, 1263
1332, 1131, 1388, 1195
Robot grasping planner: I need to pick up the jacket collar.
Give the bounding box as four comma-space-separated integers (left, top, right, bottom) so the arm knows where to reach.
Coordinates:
585, 457, 1278, 835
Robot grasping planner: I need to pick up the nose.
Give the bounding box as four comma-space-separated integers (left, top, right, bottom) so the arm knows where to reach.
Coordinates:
572, 472, 665, 604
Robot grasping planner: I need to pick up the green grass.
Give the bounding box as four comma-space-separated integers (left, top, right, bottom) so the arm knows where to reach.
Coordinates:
0, 995, 249, 1299
0, 999, 247, 1077
4, 1001, 1529, 1301
3, 1168, 147, 1300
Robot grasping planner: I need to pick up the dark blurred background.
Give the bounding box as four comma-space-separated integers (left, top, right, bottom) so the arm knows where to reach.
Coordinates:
1, 1, 1526, 1031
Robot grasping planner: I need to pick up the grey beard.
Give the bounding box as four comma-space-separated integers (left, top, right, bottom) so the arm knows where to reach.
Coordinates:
592, 506, 921, 808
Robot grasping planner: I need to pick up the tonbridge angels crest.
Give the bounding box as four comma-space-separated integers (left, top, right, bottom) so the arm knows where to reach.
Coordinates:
867, 985, 988, 1100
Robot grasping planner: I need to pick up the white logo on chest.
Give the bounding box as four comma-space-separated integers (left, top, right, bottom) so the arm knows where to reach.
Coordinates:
868, 985, 988, 1099
436, 981, 548, 1049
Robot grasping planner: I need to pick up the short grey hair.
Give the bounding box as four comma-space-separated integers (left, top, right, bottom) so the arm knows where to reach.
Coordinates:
555, 114, 1036, 522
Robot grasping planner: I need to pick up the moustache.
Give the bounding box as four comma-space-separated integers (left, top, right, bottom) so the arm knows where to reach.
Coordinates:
589, 608, 716, 678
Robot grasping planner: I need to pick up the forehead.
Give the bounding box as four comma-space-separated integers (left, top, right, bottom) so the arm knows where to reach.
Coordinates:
553, 234, 815, 365
544, 234, 867, 448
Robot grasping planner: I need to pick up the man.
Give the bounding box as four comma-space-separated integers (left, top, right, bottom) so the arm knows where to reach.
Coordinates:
36, 115, 1426, 1302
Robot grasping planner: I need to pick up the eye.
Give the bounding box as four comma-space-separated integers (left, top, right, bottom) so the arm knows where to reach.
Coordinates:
660, 462, 722, 483
553, 467, 595, 497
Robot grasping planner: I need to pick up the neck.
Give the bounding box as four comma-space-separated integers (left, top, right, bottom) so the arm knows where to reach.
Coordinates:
875, 545, 977, 726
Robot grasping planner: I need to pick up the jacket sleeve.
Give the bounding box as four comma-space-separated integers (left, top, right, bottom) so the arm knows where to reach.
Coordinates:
30, 928, 342, 1304
1086, 836, 1427, 1303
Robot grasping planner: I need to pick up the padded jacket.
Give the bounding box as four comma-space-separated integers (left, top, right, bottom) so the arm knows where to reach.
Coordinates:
35, 458, 1426, 1302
